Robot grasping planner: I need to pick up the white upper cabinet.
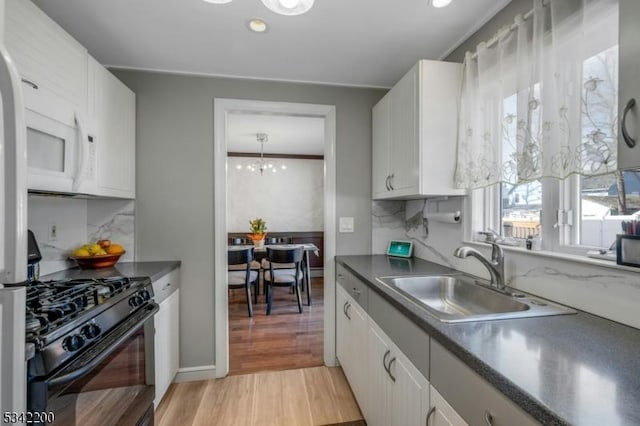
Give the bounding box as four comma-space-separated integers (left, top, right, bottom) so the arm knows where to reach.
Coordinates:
6, 0, 87, 125
618, 0, 640, 170
372, 60, 465, 200
88, 56, 136, 199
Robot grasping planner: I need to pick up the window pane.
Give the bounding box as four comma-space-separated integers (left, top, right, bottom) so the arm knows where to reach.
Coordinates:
580, 171, 640, 247
502, 181, 541, 239
577, 45, 620, 247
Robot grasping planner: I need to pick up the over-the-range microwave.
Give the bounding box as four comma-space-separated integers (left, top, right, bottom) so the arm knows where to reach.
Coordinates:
26, 108, 96, 195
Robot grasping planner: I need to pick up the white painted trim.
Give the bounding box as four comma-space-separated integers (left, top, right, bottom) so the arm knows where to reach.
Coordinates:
107, 65, 391, 90
173, 365, 217, 383
213, 98, 338, 377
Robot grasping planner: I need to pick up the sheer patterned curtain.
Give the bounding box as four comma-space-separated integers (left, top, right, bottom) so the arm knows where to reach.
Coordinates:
454, 0, 619, 189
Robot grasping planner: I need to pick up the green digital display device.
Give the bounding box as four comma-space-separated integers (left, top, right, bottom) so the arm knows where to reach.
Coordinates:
386, 240, 414, 258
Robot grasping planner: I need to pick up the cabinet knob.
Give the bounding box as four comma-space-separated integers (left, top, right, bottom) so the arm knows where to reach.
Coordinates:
351, 287, 361, 296
622, 98, 637, 148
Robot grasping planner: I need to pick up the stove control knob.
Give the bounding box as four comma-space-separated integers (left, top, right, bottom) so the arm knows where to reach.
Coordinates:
81, 323, 101, 339
140, 290, 151, 301
63, 334, 85, 352
129, 295, 144, 308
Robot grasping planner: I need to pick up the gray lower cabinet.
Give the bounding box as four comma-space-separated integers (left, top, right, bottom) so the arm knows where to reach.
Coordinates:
430, 340, 538, 426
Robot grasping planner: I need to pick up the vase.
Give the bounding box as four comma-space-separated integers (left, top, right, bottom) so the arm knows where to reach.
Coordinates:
253, 239, 265, 250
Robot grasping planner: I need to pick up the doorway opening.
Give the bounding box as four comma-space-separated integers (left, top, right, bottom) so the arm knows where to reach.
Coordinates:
214, 99, 337, 378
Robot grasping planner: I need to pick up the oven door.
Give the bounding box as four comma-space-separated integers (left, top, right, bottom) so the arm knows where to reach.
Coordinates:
29, 303, 158, 426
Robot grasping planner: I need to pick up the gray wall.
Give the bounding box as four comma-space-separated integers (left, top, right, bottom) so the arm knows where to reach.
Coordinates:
113, 69, 386, 369
445, 0, 532, 63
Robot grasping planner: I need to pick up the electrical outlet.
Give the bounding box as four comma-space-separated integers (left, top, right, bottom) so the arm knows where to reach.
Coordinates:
339, 217, 355, 233
49, 224, 58, 241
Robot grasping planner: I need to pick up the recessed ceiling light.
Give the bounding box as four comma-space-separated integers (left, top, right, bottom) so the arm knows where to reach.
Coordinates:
248, 18, 268, 33
202, 0, 233, 3
261, 0, 314, 16
431, 0, 453, 8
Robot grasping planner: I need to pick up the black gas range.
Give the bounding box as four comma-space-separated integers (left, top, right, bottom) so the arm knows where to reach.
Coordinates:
26, 275, 158, 426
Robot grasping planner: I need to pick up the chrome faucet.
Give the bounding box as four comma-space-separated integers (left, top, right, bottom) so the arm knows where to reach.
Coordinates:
454, 243, 505, 291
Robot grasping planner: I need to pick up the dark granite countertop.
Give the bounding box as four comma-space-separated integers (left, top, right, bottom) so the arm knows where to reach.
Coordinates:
336, 255, 640, 426
40, 261, 181, 283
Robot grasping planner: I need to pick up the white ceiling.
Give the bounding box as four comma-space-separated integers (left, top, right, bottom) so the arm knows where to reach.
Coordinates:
227, 113, 324, 155
32, 0, 511, 88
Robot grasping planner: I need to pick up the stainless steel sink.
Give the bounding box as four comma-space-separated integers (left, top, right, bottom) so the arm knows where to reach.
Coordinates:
377, 275, 576, 323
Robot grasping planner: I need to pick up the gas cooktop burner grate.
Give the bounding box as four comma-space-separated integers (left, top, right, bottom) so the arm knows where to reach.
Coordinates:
25, 276, 146, 343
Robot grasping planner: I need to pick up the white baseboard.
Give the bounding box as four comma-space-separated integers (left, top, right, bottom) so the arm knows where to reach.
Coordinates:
173, 365, 217, 383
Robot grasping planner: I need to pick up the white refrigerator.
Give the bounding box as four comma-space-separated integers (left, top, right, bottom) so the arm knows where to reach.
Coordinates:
0, 0, 29, 415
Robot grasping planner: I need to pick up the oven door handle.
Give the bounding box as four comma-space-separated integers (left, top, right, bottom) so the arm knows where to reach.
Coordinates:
47, 303, 158, 388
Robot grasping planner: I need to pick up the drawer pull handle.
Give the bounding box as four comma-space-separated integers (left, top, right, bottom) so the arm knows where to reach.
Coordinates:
622, 98, 637, 148
484, 410, 494, 426
21, 78, 39, 90
382, 349, 391, 374
344, 303, 351, 320
342, 301, 348, 316
387, 357, 397, 382
425, 406, 436, 425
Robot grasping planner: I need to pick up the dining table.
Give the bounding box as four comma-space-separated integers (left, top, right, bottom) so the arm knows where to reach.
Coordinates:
229, 243, 320, 305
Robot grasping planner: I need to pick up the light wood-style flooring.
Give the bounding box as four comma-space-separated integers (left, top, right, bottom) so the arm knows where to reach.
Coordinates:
156, 366, 364, 426
229, 277, 324, 375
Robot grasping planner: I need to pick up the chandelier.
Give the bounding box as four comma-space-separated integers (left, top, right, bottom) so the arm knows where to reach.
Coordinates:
235, 133, 287, 175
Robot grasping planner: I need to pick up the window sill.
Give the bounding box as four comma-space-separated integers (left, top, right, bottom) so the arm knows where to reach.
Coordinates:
462, 240, 640, 274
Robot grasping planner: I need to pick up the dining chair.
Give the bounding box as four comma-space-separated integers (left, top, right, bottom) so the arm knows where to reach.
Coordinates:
263, 246, 304, 315
228, 247, 259, 317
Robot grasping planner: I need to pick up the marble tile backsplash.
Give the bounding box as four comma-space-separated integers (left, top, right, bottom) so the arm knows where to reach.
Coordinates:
372, 198, 640, 330
28, 196, 135, 275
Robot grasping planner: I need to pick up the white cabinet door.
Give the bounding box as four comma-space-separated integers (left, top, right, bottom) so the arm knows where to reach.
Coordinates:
6, 0, 88, 124
389, 348, 430, 426
618, 0, 640, 170
429, 385, 468, 426
372, 93, 392, 199
389, 66, 419, 196
367, 322, 392, 426
154, 289, 180, 408
90, 58, 136, 198
336, 285, 352, 374
154, 297, 170, 408
167, 289, 180, 390
336, 285, 368, 414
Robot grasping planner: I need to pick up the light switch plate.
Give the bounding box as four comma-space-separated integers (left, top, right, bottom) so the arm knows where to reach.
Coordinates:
339, 217, 355, 233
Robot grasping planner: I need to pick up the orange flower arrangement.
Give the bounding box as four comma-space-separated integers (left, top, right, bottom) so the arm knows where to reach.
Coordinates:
247, 218, 267, 242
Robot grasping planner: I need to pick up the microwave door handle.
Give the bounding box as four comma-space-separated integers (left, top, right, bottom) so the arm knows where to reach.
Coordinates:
0, 44, 28, 284
47, 303, 159, 388
72, 114, 87, 192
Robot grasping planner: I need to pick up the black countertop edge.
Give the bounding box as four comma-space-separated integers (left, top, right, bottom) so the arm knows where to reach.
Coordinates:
40, 261, 181, 283
336, 256, 567, 425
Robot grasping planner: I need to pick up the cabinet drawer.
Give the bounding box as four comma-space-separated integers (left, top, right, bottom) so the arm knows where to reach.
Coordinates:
336, 264, 368, 311
152, 268, 180, 304
368, 289, 429, 379
430, 340, 539, 426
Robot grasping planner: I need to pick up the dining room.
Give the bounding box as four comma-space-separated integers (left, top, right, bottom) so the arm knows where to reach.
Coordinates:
225, 111, 326, 376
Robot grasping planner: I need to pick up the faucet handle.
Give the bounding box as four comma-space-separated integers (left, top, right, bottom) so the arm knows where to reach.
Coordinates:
489, 242, 504, 263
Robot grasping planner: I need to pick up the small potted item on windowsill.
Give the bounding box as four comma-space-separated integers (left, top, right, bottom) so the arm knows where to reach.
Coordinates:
247, 218, 267, 249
